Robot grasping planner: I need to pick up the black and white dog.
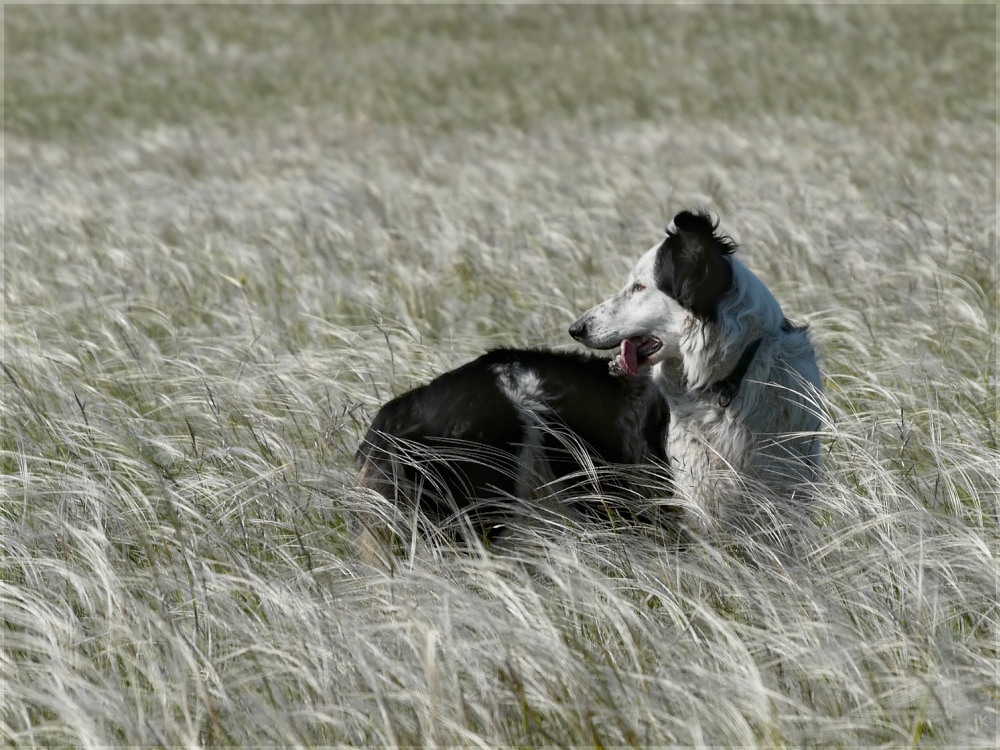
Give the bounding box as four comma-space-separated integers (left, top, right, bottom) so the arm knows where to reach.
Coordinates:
356, 209, 821, 550
570, 210, 822, 532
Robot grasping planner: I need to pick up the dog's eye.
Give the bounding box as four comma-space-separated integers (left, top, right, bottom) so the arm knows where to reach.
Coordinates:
632, 281, 646, 292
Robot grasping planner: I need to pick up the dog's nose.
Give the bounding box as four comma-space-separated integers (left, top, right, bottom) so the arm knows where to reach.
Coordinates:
568, 318, 587, 341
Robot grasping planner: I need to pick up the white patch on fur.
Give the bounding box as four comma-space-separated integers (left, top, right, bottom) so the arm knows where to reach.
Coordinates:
491, 363, 555, 497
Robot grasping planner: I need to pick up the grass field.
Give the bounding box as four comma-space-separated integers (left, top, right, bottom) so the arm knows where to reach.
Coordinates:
3, 4, 997, 747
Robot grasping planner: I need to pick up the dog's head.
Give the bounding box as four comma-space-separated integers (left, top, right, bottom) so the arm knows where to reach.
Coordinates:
569, 210, 737, 376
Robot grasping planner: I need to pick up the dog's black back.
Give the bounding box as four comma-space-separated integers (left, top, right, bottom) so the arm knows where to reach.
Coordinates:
356, 348, 669, 537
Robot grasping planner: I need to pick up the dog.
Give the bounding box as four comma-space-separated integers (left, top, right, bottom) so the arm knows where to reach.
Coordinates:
569, 209, 822, 533
355, 347, 670, 553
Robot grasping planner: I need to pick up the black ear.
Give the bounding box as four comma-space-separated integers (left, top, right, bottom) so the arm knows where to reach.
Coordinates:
660, 210, 736, 320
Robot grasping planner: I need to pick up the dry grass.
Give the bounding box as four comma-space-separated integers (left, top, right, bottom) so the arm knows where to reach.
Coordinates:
3, 4, 997, 747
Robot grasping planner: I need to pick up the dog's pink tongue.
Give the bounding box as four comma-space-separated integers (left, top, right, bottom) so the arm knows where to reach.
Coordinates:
617, 339, 640, 377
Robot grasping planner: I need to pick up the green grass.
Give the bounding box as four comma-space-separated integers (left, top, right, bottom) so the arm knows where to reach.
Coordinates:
4, 4, 998, 747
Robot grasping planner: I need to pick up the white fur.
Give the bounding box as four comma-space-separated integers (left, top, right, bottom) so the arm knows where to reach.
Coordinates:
572, 223, 823, 533
491, 363, 556, 498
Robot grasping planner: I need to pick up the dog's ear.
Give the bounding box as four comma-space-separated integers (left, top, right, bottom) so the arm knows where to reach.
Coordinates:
659, 210, 736, 320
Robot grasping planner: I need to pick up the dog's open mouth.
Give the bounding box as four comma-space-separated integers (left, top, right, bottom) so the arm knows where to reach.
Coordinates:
609, 337, 662, 377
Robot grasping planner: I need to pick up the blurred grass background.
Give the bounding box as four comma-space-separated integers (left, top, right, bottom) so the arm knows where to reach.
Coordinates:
7, 4, 993, 140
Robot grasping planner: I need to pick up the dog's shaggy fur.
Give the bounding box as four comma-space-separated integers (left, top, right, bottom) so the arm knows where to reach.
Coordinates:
357, 209, 822, 554
570, 210, 822, 532
356, 348, 669, 550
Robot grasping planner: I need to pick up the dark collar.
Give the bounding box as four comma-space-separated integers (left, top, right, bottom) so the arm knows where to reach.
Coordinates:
707, 337, 762, 408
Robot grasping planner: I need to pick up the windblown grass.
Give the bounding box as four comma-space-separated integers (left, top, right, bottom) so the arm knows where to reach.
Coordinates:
3, 4, 997, 747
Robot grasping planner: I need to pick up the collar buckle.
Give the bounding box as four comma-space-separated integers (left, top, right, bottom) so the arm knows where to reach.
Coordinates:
707, 337, 762, 408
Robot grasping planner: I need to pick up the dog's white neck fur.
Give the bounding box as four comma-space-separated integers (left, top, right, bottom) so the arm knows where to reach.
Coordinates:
652, 257, 822, 533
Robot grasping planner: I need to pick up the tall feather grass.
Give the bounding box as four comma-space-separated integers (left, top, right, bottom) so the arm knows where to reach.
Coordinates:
4, 5, 996, 747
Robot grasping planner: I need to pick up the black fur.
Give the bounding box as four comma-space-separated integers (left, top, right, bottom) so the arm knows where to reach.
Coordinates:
357, 348, 670, 538
655, 210, 736, 321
